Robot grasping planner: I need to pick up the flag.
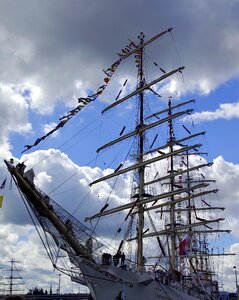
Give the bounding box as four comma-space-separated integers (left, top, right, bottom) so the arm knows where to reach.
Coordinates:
0, 195, 3, 208
0, 177, 7, 189
179, 236, 190, 255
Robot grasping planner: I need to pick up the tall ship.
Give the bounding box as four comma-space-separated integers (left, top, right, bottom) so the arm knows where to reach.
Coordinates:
4, 28, 232, 299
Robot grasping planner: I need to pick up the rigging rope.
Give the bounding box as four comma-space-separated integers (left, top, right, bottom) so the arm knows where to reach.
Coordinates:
13, 177, 55, 267
29, 114, 102, 170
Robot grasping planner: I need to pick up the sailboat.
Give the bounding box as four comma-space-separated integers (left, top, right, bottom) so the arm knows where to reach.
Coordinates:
4, 28, 233, 300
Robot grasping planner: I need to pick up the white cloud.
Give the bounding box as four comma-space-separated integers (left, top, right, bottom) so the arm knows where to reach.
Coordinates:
206, 156, 239, 236
188, 102, 239, 123
0, 83, 31, 155
0, 149, 133, 292
1, 147, 239, 291
1, 0, 239, 159
0, 223, 80, 294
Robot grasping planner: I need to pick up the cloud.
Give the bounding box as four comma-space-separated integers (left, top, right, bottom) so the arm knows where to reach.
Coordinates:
1, 147, 239, 291
1, 0, 239, 156
0, 223, 82, 294
0, 149, 133, 292
187, 102, 239, 123
205, 156, 239, 235
1, 149, 132, 238
0, 83, 31, 156
0, 0, 239, 110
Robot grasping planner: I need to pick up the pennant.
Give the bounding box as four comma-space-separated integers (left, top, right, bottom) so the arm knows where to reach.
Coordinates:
0, 177, 7, 189
0, 195, 3, 208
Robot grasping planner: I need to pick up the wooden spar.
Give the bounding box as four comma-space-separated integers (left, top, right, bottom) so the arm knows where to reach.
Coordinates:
127, 218, 225, 241
136, 189, 219, 214
145, 99, 196, 120
175, 229, 231, 234
96, 109, 193, 153
91, 143, 201, 187
184, 179, 216, 184
148, 253, 235, 259
150, 229, 231, 235
119, 28, 173, 60
85, 183, 214, 221
154, 207, 225, 214
102, 66, 185, 113
144, 162, 213, 187
144, 131, 206, 156
4, 160, 91, 260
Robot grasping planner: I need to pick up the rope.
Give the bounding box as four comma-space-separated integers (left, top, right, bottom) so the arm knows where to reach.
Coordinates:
13, 175, 55, 266
30, 114, 102, 170
90, 135, 136, 237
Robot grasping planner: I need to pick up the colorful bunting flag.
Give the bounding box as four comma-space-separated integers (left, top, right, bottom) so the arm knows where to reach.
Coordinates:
22, 39, 138, 153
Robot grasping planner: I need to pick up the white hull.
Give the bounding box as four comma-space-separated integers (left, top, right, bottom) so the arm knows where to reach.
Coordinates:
77, 260, 207, 300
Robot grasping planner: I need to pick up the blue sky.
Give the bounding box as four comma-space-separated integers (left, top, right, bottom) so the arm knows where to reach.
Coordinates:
0, 0, 239, 294
189, 79, 239, 164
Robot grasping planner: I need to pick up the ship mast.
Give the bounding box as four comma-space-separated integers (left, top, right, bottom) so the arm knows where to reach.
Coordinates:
137, 32, 145, 269
168, 98, 177, 271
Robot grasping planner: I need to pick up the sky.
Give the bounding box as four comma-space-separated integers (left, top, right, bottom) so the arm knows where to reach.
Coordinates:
0, 0, 239, 294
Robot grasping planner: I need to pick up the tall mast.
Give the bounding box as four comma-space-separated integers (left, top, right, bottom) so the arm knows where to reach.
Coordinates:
168, 99, 176, 270
137, 32, 145, 269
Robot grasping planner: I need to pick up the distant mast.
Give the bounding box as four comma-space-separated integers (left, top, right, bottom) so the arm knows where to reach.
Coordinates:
137, 32, 145, 269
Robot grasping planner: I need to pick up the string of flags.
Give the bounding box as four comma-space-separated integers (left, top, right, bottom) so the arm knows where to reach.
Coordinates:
22, 40, 138, 153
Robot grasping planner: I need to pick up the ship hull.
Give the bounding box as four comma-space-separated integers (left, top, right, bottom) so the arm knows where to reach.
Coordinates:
78, 260, 202, 300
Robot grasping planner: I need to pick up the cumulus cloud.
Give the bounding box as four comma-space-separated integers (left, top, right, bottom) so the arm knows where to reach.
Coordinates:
0, 83, 31, 155
1, 146, 239, 291
0, 223, 82, 294
0, 0, 239, 158
0, 149, 133, 291
205, 156, 239, 234
1, 149, 132, 238
187, 102, 239, 123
